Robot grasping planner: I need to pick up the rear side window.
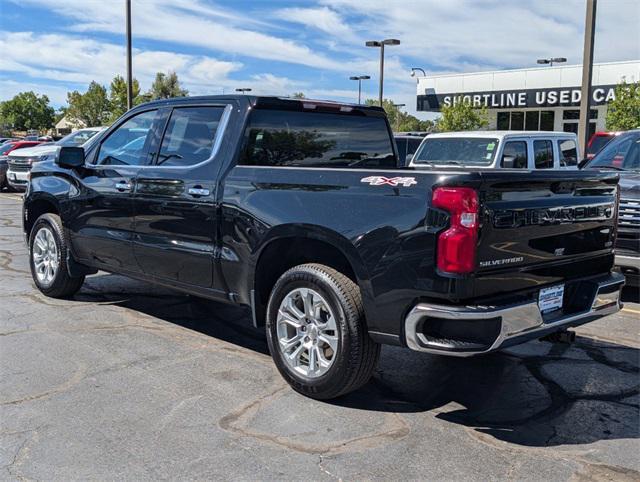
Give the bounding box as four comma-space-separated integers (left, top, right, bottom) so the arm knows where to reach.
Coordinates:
501, 141, 527, 168
407, 138, 422, 156
156, 106, 225, 166
239, 109, 396, 168
534, 140, 554, 169
558, 139, 578, 167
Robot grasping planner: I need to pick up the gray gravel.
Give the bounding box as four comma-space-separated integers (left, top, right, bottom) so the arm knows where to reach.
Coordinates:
1, 192, 639, 481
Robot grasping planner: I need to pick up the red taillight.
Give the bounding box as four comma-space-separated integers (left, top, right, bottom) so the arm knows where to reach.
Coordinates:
432, 187, 479, 274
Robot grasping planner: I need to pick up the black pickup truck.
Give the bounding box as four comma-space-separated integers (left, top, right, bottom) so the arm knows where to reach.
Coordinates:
23, 96, 624, 399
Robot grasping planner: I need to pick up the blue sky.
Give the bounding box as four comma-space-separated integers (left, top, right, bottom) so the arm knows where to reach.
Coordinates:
1, 0, 638, 119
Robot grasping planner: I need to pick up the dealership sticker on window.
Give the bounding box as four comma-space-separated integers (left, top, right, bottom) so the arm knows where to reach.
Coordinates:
486, 143, 495, 150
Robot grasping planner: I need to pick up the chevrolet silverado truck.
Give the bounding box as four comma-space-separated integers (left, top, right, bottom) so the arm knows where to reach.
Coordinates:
23, 96, 624, 399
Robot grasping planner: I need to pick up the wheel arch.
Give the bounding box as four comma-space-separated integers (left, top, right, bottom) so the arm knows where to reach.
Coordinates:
250, 225, 372, 327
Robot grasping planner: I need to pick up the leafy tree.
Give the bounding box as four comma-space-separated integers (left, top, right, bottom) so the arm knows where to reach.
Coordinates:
0, 91, 55, 131
606, 81, 640, 131
108, 75, 141, 122
435, 100, 489, 132
292, 92, 306, 99
148, 71, 188, 100
66, 81, 111, 127
365, 98, 434, 132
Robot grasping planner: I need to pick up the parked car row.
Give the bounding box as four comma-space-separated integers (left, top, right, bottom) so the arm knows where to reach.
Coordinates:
1, 128, 106, 191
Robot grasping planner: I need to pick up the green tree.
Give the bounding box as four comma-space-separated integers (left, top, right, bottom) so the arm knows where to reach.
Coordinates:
66, 81, 110, 127
365, 98, 434, 132
606, 81, 640, 131
148, 71, 188, 100
0, 91, 55, 131
435, 100, 489, 132
291, 92, 306, 99
108, 75, 141, 122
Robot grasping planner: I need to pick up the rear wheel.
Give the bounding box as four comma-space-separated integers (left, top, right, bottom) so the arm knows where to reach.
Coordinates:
266, 263, 380, 400
29, 213, 85, 298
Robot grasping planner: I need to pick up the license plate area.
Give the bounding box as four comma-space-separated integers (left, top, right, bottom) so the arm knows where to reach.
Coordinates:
538, 284, 564, 315
9, 171, 29, 182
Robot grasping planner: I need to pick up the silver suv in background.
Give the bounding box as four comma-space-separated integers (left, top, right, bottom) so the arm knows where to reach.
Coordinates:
7, 127, 106, 190
409, 131, 579, 170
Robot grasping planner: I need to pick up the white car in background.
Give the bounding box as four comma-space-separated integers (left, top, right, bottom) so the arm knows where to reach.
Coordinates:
6, 127, 106, 190
408, 131, 580, 170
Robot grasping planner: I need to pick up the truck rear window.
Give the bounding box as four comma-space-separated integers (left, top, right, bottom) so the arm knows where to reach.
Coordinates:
413, 137, 499, 166
238, 109, 396, 168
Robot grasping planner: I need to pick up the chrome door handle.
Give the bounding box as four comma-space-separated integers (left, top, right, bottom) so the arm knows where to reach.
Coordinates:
115, 181, 132, 192
188, 187, 210, 197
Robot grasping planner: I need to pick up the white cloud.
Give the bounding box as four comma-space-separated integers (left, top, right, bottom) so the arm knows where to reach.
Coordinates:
274, 6, 356, 40
17, 0, 345, 71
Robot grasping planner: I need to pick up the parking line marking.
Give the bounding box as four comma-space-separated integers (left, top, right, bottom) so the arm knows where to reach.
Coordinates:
621, 307, 640, 315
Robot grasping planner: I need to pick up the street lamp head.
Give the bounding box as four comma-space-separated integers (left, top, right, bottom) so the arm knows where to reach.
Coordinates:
410, 67, 426, 77
365, 40, 382, 47
349, 76, 359, 80
360, 75, 371, 80
537, 59, 551, 64
235, 88, 252, 92
552, 57, 567, 63
382, 39, 400, 46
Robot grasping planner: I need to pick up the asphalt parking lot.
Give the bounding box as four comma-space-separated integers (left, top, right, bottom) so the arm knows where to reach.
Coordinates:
1, 191, 639, 481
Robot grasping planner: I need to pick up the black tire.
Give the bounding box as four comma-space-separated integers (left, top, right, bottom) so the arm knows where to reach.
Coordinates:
266, 263, 380, 400
29, 213, 85, 298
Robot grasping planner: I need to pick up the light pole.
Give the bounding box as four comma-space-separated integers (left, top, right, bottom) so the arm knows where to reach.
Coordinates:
235, 88, 252, 95
365, 39, 400, 107
578, 0, 597, 158
349, 75, 370, 104
536, 57, 567, 67
125, 0, 133, 110
410, 67, 426, 77
392, 103, 405, 132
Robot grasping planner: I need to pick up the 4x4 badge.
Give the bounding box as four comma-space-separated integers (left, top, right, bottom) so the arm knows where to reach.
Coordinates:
361, 176, 417, 187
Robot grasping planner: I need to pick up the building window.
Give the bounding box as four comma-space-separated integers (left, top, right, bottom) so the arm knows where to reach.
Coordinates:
563, 109, 598, 120
525, 111, 539, 130
511, 112, 524, 130
540, 111, 554, 131
497, 111, 555, 131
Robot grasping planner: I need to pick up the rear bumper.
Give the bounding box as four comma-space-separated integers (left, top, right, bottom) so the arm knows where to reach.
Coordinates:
404, 272, 624, 356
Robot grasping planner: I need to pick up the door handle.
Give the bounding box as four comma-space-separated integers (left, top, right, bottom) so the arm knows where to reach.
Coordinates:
115, 181, 132, 192
188, 187, 210, 197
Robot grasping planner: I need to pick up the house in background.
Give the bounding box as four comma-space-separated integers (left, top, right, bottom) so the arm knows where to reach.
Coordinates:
55, 116, 86, 136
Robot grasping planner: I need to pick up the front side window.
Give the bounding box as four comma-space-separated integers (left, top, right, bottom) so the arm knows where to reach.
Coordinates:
501, 141, 528, 168
156, 106, 224, 167
558, 139, 578, 167
534, 139, 554, 169
96, 110, 158, 166
413, 137, 499, 166
239, 109, 395, 168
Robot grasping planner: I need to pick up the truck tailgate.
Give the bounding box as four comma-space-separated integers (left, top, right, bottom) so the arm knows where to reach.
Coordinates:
472, 170, 619, 298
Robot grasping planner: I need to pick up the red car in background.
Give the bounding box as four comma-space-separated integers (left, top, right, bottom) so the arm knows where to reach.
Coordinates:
586, 131, 623, 159
0, 141, 43, 190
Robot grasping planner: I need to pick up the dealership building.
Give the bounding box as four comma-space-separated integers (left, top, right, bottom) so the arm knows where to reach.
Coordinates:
416, 60, 640, 137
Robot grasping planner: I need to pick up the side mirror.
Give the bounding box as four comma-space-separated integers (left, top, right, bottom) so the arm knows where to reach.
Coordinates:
56, 146, 85, 169
502, 155, 515, 168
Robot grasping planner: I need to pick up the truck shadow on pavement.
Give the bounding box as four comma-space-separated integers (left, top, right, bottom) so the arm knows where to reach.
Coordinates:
78, 273, 639, 449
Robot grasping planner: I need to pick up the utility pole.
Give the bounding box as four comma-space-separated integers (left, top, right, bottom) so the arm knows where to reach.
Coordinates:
578, 0, 597, 158
126, 0, 133, 110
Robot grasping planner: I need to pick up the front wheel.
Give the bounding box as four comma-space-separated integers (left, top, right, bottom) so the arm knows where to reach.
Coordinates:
266, 263, 380, 400
29, 213, 85, 298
